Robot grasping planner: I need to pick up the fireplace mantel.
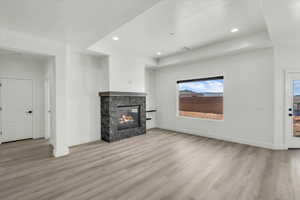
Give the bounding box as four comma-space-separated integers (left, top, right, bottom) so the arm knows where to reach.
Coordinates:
99, 91, 146, 97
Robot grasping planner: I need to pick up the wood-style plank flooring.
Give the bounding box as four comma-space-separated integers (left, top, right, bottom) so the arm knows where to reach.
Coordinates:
1, 129, 300, 200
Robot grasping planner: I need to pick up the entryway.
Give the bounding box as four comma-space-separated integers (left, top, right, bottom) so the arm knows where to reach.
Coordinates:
0, 48, 55, 147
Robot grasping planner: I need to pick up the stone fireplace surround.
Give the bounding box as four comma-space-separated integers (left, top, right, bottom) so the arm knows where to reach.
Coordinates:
99, 91, 146, 142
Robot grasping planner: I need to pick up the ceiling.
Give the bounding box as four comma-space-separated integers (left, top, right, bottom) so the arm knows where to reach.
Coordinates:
262, 0, 300, 46
0, 0, 162, 47
89, 0, 268, 58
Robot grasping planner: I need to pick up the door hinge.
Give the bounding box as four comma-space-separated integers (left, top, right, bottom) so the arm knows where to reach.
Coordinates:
0, 107, 2, 111
0, 83, 2, 87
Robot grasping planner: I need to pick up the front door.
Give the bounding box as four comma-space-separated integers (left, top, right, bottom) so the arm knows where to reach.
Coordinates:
0, 78, 33, 142
286, 72, 300, 148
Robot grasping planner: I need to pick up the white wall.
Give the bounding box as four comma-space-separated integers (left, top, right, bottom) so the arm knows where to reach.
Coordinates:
44, 57, 55, 145
145, 68, 157, 129
66, 49, 109, 146
108, 55, 147, 93
155, 48, 275, 148
0, 53, 48, 139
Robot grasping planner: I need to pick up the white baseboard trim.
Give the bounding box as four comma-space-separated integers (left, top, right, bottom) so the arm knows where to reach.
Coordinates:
53, 147, 69, 158
272, 145, 287, 150
158, 126, 286, 150
146, 127, 158, 131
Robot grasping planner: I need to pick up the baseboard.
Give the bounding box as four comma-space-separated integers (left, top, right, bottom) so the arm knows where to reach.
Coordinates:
53, 146, 69, 158
69, 137, 102, 148
158, 126, 285, 150
272, 144, 287, 150
69, 139, 102, 148
33, 137, 46, 140
146, 127, 158, 131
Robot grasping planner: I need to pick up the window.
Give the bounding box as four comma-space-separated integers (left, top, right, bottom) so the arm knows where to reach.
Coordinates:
177, 76, 224, 120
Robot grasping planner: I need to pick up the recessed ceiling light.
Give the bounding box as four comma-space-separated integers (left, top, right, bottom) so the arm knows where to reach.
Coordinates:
112, 36, 119, 41
157, 52, 162, 56
231, 28, 239, 33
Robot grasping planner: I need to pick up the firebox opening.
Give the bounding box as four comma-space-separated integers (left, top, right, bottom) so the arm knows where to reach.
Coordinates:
117, 105, 141, 130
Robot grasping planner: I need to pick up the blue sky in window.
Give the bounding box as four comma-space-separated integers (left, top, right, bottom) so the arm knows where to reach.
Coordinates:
179, 79, 224, 93
294, 80, 300, 96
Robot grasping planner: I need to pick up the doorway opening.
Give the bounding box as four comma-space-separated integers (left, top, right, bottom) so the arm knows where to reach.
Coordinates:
0, 48, 55, 153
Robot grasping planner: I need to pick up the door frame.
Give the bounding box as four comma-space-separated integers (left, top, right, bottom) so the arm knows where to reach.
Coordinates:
0, 77, 34, 143
285, 70, 300, 148
44, 79, 51, 140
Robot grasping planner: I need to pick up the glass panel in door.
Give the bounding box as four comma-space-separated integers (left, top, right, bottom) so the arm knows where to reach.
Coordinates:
293, 80, 300, 137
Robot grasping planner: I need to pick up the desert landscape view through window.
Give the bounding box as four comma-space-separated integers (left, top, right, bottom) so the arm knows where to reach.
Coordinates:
178, 77, 224, 120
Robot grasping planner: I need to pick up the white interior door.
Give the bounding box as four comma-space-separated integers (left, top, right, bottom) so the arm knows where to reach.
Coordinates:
0, 78, 33, 142
286, 72, 300, 148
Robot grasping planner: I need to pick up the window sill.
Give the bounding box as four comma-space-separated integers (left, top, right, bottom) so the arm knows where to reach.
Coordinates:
176, 115, 224, 122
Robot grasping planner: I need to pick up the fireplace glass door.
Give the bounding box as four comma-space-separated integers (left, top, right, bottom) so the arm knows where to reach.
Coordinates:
117, 105, 140, 130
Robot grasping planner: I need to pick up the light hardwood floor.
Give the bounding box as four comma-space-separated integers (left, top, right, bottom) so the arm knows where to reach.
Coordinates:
1, 129, 300, 200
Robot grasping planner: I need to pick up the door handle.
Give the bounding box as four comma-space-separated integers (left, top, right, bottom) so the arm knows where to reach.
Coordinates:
26, 111, 33, 114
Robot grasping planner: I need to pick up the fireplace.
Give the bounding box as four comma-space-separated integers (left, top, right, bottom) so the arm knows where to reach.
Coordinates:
117, 105, 140, 130
99, 92, 146, 142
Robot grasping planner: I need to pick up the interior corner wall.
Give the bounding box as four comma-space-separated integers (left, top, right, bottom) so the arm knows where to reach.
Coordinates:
155, 48, 275, 148
66, 50, 109, 146
145, 68, 157, 129
0, 54, 48, 139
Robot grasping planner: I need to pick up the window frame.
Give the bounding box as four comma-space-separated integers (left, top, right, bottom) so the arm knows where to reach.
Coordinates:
176, 76, 224, 121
